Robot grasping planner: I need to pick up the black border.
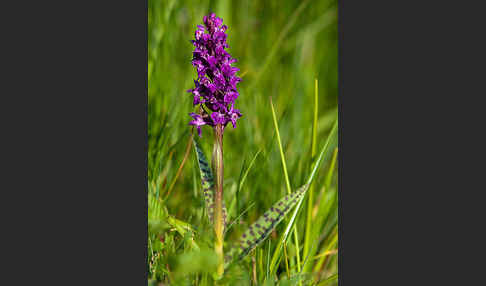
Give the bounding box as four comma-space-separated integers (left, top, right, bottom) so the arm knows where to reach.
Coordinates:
8, 1, 149, 284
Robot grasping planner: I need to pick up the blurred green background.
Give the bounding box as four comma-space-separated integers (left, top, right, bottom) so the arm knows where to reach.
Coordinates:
148, 0, 338, 284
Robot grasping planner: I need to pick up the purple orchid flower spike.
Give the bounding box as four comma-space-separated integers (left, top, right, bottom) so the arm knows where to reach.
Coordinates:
187, 12, 242, 137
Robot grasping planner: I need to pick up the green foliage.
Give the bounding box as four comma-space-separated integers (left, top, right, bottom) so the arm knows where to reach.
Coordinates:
148, 0, 338, 284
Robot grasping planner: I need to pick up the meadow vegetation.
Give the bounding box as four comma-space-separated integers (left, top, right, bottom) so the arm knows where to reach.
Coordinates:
148, 0, 338, 284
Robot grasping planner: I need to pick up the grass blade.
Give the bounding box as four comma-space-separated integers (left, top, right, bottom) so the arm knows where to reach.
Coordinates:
317, 274, 338, 286
239, 149, 262, 191
304, 78, 319, 261
269, 118, 338, 276
234, 149, 261, 216
302, 147, 338, 272
306, 119, 338, 186
325, 148, 338, 189
270, 97, 302, 275
224, 202, 255, 236
164, 134, 193, 200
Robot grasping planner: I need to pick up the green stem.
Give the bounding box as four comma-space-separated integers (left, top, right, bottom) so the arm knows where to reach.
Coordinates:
213, 124, 225, 278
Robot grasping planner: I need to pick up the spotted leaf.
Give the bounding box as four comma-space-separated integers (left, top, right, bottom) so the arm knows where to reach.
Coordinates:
193, 137, 227, 229
235, 184, 309, 260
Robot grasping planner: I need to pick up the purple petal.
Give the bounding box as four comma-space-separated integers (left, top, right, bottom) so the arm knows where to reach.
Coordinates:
211, 112, 226, 125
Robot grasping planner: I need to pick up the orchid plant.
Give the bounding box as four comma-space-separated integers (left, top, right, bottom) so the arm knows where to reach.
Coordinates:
187, 13, 337, 279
